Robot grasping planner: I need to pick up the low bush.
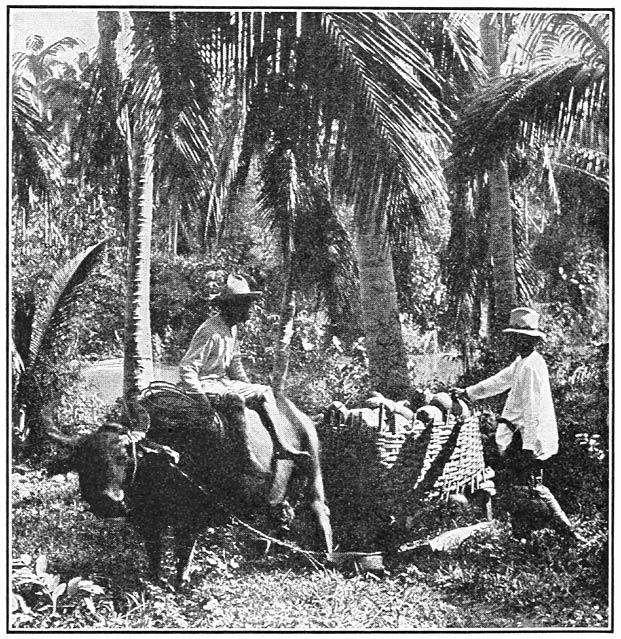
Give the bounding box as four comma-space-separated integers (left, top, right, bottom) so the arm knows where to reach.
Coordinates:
404, 513, 608, 628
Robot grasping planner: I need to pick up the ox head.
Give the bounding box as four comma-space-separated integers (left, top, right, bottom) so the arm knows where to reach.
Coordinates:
43, 408, 143, 519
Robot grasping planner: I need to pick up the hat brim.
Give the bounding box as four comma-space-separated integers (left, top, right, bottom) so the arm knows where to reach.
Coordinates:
502, 327, 546, 338
213, 292, 261, 302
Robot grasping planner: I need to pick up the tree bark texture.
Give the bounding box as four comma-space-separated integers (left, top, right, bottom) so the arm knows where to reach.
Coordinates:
489, 157, 518, 325
123, 141, 155, 399
356, 202, 411, 400
480, 13, 519, 328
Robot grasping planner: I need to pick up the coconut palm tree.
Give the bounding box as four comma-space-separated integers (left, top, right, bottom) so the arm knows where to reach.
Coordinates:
211, 12, 458, 397
73, 10, 489, 400
10, 35, 81, 210
11, 79, 63, 211
71, 11, 129, 209
446, 11, 609, 337
104, 11, 457, 399
12, 34, 83, 116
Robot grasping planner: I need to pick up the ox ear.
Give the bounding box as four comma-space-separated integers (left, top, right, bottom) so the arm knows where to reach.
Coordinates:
46, 451, 77, 476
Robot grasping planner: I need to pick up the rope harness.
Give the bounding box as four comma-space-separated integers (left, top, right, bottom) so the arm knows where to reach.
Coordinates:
160, 453, 324, 565
121, 383, 327, 565
121, 429, 325, 566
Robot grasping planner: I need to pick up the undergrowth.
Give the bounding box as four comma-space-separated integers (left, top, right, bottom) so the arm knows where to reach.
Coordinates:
10, 468, 608, 630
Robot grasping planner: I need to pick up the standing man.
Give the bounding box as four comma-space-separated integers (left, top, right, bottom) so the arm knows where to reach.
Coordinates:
453, 307, 583, 543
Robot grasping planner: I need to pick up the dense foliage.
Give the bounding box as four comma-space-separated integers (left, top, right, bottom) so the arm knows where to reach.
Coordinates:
10, 9, 609, 631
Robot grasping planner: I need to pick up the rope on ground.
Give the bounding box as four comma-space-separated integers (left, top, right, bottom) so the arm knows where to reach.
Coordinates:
164, 457, 325, 569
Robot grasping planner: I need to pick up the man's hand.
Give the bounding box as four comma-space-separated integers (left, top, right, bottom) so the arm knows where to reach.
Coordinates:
450, 387, 469, 401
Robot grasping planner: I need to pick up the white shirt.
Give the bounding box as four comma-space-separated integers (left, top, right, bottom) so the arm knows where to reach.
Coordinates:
466, 350, 558, 460
179, 314, 249, 394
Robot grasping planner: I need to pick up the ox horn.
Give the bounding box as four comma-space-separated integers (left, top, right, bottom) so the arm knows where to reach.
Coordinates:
40, 404, 80, 447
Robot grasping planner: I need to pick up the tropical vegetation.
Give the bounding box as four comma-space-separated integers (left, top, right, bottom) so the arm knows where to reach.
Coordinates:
10, 9, 609, 630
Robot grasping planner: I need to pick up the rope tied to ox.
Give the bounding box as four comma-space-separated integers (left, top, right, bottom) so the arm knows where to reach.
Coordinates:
140, 441, 325, 569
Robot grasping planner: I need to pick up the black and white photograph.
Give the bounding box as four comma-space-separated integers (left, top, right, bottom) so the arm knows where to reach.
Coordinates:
7, 5, 611, 631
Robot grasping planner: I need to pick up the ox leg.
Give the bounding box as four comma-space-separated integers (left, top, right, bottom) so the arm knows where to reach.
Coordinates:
173, 526, 199, 589
267, 459, 296, 542
139, 523, 165, 584
308, 462, 333, 554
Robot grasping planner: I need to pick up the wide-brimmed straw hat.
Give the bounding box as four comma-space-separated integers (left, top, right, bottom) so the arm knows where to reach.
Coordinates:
502, 307, 545, 338
213, 274, 261, 303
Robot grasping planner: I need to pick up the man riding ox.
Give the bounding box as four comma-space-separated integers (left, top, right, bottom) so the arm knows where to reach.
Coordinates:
178, 273, 318, 527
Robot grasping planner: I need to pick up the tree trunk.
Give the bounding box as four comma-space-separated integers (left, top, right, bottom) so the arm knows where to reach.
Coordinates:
356, 180, 411, 399
489, 157, 518, 324
481, 13, 518, 329
123, 140, 155, 399
168, 186, 179, 256
271, 272, 296, 396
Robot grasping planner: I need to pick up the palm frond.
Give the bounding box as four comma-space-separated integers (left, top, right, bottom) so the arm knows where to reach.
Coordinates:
453, 56, 608, 175
11, 87, 63, 207
28, 237, 113, 368
13, 36, 84, 81
516, 12, 609, 66
443, 177, 489, 334
258, 141, 299, 254
128, 11, 230, 248
512, 202, 541, 303
40, 37, 84, 58
294, 177, 362, 337
400, 11, 486, 105
324, 12, 450, 213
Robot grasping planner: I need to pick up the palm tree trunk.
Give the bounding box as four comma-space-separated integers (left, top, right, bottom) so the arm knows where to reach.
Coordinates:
168, 186, 179, 256
481, 13, 518, 328
123, 140, 155, 398
489, 157, 518, 323
271, 266, 296, 396
356, 178, 410, 399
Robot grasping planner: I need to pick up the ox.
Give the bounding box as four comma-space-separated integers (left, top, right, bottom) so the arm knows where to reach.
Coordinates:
43, 391, 333, 588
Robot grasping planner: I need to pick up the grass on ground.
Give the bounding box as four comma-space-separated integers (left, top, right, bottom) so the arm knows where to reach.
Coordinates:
10, 467, 608, 630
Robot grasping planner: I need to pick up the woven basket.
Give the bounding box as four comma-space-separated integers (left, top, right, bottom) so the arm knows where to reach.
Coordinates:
377, 413, 487, 497
325, 405, 487, 499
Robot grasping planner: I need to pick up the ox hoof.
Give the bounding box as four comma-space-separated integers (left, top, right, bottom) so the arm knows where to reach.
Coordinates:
268, 502, 295, 530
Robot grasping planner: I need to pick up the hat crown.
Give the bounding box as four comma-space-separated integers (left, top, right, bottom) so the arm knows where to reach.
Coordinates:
507, 307, 539, 331
216, 273, 261, 300
224, 274, 252, 296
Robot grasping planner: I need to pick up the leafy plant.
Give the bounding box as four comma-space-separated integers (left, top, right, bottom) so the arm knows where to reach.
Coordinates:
11, 554, 105, 626
12, 237, 112, 456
